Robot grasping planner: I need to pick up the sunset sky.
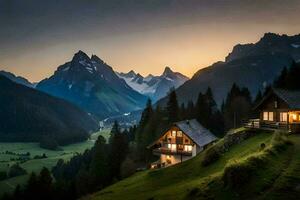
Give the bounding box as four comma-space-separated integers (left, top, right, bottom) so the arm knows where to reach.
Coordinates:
1, 0, 300, 82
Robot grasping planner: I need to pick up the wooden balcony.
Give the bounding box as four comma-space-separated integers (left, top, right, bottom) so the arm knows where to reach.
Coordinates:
244, 119, 300, 133
152, 147, 192, 156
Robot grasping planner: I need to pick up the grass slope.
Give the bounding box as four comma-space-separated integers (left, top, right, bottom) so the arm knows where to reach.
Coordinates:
86, 131, 277, 200
0, 129, 111, 196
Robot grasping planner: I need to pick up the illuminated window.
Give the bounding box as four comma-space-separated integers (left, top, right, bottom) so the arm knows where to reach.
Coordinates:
280, 112, 287, 122
167, 144, 171, 149
177, 131, 183, 137
269, 112, 274, 121
184, 145, 192, 152
263, 112, 274, 121
263, 112, 268, 120
171, 144, 177, 151
171, 130, 176, 137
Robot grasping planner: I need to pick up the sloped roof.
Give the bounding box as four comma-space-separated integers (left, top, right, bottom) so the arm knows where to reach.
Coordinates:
273, 89, 300, 109
175, 119, 218, 147
254, 88, 300, 110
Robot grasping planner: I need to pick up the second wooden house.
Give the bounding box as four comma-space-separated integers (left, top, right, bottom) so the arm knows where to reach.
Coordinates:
148, 119, 218, 168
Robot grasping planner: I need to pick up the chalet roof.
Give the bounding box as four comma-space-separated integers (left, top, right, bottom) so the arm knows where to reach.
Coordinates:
174, 119, 218, 147
255, 88, 300, 110
273, 89, 300, 109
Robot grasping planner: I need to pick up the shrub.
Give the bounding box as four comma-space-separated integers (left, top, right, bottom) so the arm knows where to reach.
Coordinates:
188, 187, 200, 196
270, 132, 293, 152
34, 153, 48, 159
0, 171, 7, 180
260, 143, 266, 150
8, 164, 27, 178
201, 146, 221, 166
222, 161, 252, 189
223, 153, 266, 189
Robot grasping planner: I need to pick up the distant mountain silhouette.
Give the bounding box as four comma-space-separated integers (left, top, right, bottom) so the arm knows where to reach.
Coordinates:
117, 66, 189, 101
0, 70, 34, 88
157, 33, 300, 107
0, 75, 98, 145
37, 51, 148, 119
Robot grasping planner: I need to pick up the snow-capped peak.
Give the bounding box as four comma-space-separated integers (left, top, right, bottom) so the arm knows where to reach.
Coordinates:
117, 66, 189, 101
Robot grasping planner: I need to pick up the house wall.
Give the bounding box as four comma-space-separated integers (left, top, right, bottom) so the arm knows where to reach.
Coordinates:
258, 93, 289, 123
160, 154, 192, 166
158, 126, 193, 145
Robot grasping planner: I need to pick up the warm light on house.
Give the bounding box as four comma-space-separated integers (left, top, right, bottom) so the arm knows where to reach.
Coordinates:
184, 145, 192, 152
148, 119, 218, 168
251, 88, 300, 133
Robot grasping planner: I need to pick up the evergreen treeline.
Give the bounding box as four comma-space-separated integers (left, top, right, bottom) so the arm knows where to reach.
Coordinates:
274, 61, 300, 89
134, 86, 255, 161
2, 122, 133, 200
0, 75, 98, 149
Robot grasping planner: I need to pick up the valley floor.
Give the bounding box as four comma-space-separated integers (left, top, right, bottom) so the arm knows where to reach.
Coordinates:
85, 131, 300, 200
0, 129, 111, 196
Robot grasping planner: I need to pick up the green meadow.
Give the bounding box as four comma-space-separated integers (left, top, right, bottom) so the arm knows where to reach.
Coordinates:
85, 130, 300, 200
0, 129, 111, 196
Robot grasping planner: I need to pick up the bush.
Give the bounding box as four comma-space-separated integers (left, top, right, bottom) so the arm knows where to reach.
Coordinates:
201, 146, 221, 166
260, 143, 266, 150
223, 153, 266, 189
0, 171, 7, 180
34, 153, 47, 159
271, 132, 293, 152
8, 164, 27, 178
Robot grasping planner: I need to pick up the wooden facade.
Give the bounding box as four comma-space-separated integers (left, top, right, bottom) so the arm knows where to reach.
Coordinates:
148, 119, 217, 168
250, 89, 300, 133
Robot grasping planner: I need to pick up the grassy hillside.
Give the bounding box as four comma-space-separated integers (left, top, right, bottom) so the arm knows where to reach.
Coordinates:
85, 130, 300, 200
0, 129, 111, 196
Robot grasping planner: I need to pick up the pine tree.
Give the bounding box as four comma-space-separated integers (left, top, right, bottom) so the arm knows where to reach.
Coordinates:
89, 136, 109, 189
166, 90, 179, 123
195, 88, 224, 136
274, 66, 288, 88
37, 167, 53, 200
223, 84, 252, 130
109, 121, 120, 144
254, 90, 263, 105
24, 172, 39, 200
109, 121, 129, 180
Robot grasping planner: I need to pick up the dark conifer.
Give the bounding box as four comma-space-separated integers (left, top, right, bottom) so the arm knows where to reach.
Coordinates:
166, 90, 179, 123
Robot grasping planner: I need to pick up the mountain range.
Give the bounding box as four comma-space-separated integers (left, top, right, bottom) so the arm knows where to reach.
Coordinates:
157, 33, 300, 107
0, 75, 98, 145
117, 67, 189, 101
36, 51, 148, 119
0, 70, 35, 88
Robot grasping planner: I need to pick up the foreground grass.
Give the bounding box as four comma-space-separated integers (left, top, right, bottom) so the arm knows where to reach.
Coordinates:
0, 129, 111, 196
85, 131, 274, 200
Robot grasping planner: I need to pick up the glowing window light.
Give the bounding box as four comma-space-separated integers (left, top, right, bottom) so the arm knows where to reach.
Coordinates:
184, 145, 193, 152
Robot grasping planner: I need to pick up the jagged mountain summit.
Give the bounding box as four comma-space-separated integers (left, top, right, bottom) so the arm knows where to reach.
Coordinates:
157, 33, 300, 107
37, 51, 148, 119
117, 66, 189, 101
0, 70, 34, 88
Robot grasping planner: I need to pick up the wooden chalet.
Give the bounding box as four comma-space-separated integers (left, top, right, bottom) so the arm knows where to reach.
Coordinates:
148, 119, 218, 168
247, 88, 300, 133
